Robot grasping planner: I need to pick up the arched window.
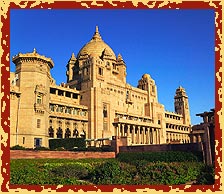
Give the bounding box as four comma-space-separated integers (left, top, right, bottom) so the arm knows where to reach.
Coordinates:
73, 129, 79, 138
56, 127, 63, 138
65, 128, 71, 138
49, 126, 54, 138
36, 94, 42, 104
103, 104, 107, 118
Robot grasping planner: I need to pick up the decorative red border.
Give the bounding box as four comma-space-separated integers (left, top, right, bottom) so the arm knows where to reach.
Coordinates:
0, 0, 222, 192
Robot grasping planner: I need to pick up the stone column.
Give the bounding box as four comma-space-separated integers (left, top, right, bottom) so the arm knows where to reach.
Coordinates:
121, 124, 125, 137
142, 127, 145, 144
62, 119, 66, 138
132, 125, 135, 144
145, 128, 149, 144
117, 123, 120, 138
198, 134, 202, 142
153, 128, 157, 144
53, 118, 57, 138
127, 125, 130, 137
157, 129, 160, 144
114, 124, 117, 137
149, 128, 153, 144
193, 135, 197, 143
137, 126, 140, 144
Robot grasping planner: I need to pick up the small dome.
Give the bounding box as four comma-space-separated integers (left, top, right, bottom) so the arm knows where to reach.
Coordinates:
142, 74, 150, 79
77, 26, 116, 61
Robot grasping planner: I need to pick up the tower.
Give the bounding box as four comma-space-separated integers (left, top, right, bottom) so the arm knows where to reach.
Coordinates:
66, 53, 76, 83
11, 48, 54, 148
174, 86, 191, 125
137, 74, 158, 118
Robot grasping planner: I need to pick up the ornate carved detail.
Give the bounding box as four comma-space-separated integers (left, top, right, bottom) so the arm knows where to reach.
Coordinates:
35, 84, 47, 95
34, 103, 45, 114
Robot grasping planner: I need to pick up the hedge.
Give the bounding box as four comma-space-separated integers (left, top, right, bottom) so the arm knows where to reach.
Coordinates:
49, 138, 86, 150
116, 151, 203, 164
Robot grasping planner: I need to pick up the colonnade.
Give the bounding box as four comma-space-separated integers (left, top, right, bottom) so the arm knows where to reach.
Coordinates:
114, 123, 160, 145
48, 118, 87, 139
191, 133, 203, 143
166, 132, 190, 143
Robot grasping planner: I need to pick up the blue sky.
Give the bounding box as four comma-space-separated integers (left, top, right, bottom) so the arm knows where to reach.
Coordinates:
10, 9, 215, 124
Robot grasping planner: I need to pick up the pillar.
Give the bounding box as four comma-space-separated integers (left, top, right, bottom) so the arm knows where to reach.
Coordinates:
142, 127, 145, 144
127, 125, 130, 137
146, 128, 149, 144
53, 118, 57, 138
150, 128, 153, 144
153, 128, 157, 144
137, 126, 140, 144
132, 125, 135, 144
121, 124, 125, 137
117, 123, 120, 138
157, 129, 160, 144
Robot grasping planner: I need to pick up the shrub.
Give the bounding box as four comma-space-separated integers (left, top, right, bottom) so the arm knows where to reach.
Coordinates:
134, 161, 204, 185
54, 147, 66, 151
196, 165, 215, 185
49, 138, 85, 150
90, 160, 124, 184
50, 164, 89, 180
34, 146, 50, 151
10, 145, 26, 150
117, 151, 202, 164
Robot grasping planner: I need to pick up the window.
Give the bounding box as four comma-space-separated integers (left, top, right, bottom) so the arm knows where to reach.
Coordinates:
23, 137, 25, 144
56, 127, 63, 138
65, 128, 71, 138
152, 85, 155, 93
65, 91, 71, 98
126, 91, 129, 100
50, 104, 54, 112
98, 67, 103, 75
87, 68, 89, 75
49, 127, 54, 138
112, 63, 116, 69
56, 106, 63, 113
37, 94, 42, 104
73, 129, 79, 138
80, 111, 86, 116
37, 119, 41, 128
50, 88, 56, 94
103, 104, 107, 118
73, 109, 79, 115
58, 90, 64, 96
65, 107, 71, 114
34, 138, 42, 147
73, 93, 78, 99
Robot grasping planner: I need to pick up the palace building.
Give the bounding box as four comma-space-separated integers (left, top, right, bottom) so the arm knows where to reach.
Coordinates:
10, 26, 191, 148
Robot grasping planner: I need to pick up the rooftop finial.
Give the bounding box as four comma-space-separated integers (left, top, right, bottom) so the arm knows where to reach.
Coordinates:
33, 48, 36, 53
96, 26, 99, 33
70, 52, 76, 60
92, 25, 102, 41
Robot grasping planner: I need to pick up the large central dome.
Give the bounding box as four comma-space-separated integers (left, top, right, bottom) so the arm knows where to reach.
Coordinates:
77, 26, 116, 60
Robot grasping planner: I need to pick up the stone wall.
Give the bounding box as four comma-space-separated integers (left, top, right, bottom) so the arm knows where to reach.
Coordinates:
119, 143, 203, 153
10, 150, 115, 159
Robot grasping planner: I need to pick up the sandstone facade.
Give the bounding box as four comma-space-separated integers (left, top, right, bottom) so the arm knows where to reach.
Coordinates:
10, 27, 191, 148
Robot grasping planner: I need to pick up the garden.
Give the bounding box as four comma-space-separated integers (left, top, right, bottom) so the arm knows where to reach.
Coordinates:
10, 151, 215, 185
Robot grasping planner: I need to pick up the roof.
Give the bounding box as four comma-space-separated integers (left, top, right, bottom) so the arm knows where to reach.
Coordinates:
77, 26, 116, 61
